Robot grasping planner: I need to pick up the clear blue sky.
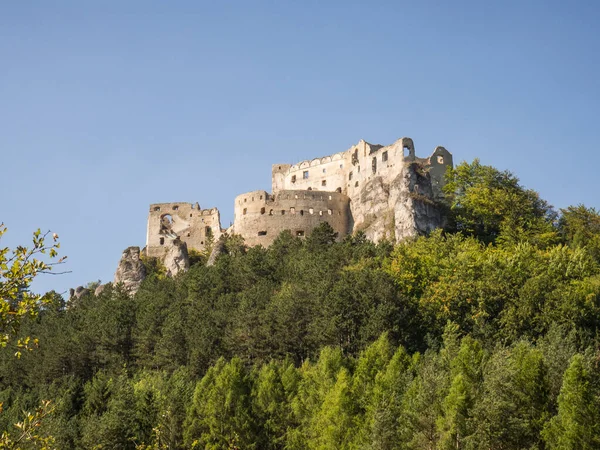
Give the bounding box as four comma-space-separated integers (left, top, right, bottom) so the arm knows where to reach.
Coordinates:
2, 1, 599, 295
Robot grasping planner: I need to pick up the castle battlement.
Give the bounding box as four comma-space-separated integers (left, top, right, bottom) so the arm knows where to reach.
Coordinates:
145, 136, 453, 258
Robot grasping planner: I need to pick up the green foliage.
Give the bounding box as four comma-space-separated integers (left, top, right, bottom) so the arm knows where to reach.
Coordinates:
0, 225, 64, 353
3, 164, 600, 448
543, 353, 600, 449
444, 159, 557, 245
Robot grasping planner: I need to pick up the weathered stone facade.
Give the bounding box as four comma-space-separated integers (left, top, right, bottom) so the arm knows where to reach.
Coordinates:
145, 136, 453, 257
146, 203, 222, 258
232, 190, 351, 247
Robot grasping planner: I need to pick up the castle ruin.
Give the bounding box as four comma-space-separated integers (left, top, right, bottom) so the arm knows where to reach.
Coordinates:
146, 136, 453, 257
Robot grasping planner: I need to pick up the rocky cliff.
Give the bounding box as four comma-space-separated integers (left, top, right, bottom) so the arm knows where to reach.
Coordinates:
351, 162, 444, 242
114, 246, 146, 294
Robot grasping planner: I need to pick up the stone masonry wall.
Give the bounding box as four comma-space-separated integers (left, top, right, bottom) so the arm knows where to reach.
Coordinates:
232, 189, 351, 247
146, 202, 222, 258
145, 136, 454, 260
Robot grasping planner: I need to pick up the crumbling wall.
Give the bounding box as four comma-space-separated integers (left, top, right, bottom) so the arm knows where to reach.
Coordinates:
145, 136, 453, 256
232, 189, 351, 246
146, 202, 222, 258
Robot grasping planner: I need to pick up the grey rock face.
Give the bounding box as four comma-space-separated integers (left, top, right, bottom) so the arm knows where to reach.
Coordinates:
69, 286, 90, 301
163, 239, 190, 277
94, 283, 111, 296
352, 163, 443, 242
207, 235, 227, 266
114, 246, 146, 294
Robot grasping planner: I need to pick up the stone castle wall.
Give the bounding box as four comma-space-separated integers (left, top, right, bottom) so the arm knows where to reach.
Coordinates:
145, 136, 454, 257
146, 202, 222, 258
232, 189, 351, 247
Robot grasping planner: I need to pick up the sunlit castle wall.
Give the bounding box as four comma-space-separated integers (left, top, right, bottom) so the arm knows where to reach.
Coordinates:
232, 189, 351, 247
146, 202, 222, 258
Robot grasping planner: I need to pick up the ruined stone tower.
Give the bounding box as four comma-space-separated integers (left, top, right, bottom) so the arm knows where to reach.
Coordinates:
145, 136, 453, 257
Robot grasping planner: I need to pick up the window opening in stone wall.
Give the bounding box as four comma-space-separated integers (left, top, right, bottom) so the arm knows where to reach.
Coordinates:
291, 175, 296, 183
437, 155, 444, 164
160, 214, 174, 234
173, 205, 179, 210
322, 180, 327, 186
308, 187, 312, 190
252, 197, 254, 201
309, 208, 314, 214
349, 171, 353, 180
336, 187, 341, 193
328, 209, 332, 215
358, 165, 361, 172
296, 230, 305, 237
190, 213, 193, 217
300, 210, 304, 216
355, 181, 359, 187
319, 211, 323, 216
258, 231, 267, 236
303, 171, 309, 179
352, 149, 358, 165
281, 210, 285, 215
323, 168, 326, 173
403, 146, 410, 157
261, 207, 266, 215
205, 227, 212, 237
329, 195, 332, 200
340, 164, 343, 168
244, 198, 247, 202
154, 206, 160, 211
243, 208, 247, 215
290, 207, 295, 214
382, 151, 388, 162
269, 209, 273, 215
372, 157, 377, 174
187, 232, 191, 237
159, 237, 165, 245
201, 241, 204, 245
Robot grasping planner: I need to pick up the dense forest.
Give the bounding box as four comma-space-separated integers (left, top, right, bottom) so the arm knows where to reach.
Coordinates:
2, 159, 600, 449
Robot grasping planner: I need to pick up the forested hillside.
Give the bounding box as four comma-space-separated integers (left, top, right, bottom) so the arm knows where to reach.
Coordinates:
2, 160, 600, 449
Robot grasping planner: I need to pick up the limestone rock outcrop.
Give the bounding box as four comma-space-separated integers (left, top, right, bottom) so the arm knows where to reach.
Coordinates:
69, 286, 90, 301
94, 283, 110, 296
163, 239, 190, 277
207, 235, 227, 266
352, 162, 443, 242
114, 246, 146, 294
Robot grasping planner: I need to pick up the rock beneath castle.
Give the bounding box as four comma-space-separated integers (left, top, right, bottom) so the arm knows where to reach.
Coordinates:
94, 283, 110, 296
69, 286, 90, 301
207, 235, 227, 266
354, 162, 443, 242
163, 239, 190, 277
114, 246, 146, 294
